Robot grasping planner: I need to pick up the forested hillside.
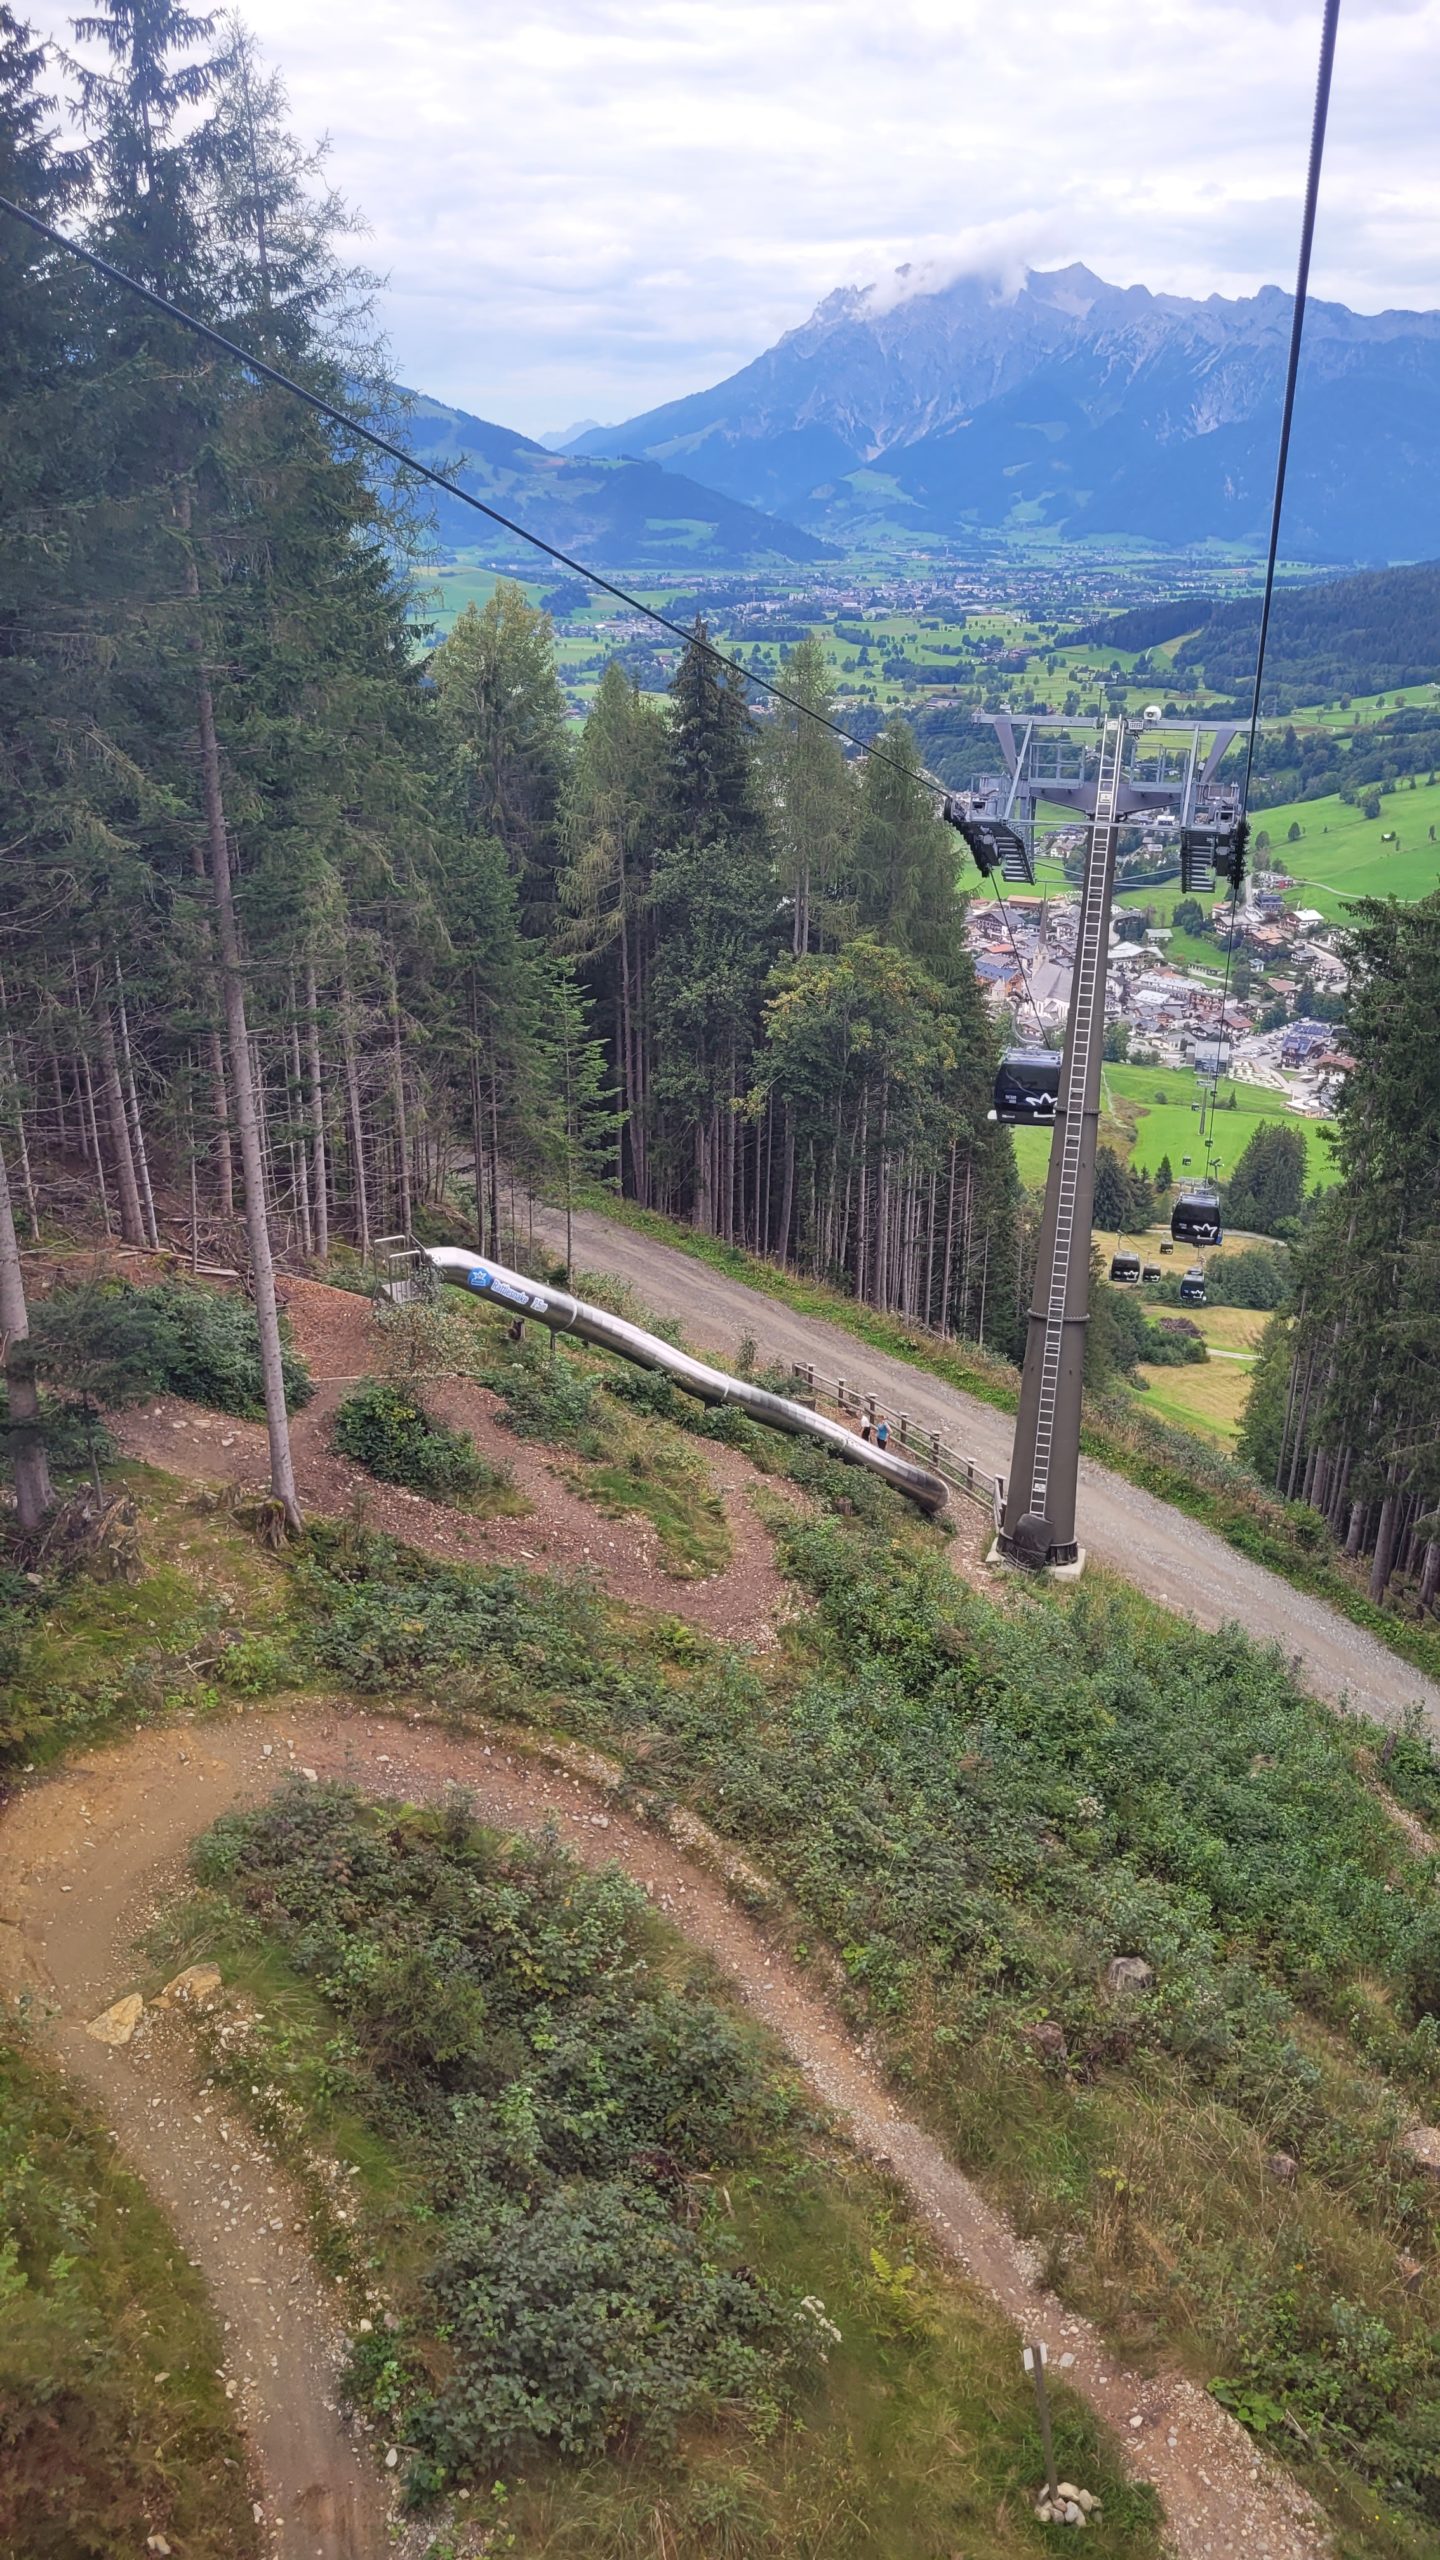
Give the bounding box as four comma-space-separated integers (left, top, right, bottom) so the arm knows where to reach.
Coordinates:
397, 388, 834, 567
0, 1, 1015, 1533
1240, 892, 1440, 1611
1075, 560, 1440, 707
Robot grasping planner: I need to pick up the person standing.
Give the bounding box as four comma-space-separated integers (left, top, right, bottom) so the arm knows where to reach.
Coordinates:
875, 1417, 890, 1451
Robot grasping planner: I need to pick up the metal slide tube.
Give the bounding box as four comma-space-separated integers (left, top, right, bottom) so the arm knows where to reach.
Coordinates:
424, 1247, 948, 1515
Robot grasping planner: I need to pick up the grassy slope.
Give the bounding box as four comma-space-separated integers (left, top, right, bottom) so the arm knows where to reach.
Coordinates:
154, 1797, 1157, 2559
1248, 780, 1440, 920
19, 1452, 1440, 2554
0, 2032, 258, 2560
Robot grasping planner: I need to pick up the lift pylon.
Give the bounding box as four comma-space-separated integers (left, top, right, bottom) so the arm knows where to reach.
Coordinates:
995, 715, 1127, 1571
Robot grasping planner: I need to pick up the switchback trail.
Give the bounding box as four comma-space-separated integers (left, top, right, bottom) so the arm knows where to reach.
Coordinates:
0, 1708, 1327, 2560
537, 1206, 1440, 1736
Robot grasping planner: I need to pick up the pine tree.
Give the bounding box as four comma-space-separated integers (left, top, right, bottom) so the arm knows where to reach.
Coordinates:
559, 662, 665, 1204
761, 636, 854, 955
432, 586, 572, 904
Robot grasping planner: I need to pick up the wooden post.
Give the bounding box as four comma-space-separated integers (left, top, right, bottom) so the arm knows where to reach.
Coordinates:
1024, 2342, 1060, 2504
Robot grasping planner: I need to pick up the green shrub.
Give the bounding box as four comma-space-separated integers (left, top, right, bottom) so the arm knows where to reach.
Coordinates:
288, 1522, 640, 1708
480, 1338, 604, 1453
193, 1789, 812, 2490
1150, 1247, 1290, 1311
28, 1281, 312, 1419
0, 1386, 116, 1482
332, 1381, 508, 1504
1141, 1318, 1208, 1367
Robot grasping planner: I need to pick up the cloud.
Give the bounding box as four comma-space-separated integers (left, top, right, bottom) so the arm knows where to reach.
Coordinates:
33, 0, 1440, 433
859, 217, 1066, 315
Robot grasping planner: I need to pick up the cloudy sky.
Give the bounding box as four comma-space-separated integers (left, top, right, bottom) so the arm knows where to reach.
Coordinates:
35, 0, 1440, 435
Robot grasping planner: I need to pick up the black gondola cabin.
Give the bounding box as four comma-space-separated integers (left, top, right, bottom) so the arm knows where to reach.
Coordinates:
1171, 1184, 1223, 1247
990, 1049, 1061, 1125
1110, 1251, 1141, 1284
1179, 1265, 1207, 1306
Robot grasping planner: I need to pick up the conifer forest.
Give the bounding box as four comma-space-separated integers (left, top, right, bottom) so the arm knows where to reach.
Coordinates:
0, 0, 1016, 1536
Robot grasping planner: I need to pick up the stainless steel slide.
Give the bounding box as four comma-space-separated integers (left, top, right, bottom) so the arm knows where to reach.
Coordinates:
423, 1246, 948, 1514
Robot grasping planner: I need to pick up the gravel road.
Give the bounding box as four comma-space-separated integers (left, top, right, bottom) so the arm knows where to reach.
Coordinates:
537, 1206, 1440, 1736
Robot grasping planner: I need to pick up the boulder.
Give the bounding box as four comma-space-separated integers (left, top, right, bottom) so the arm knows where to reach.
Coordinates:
1031, 2020, 1069, 2061
1266, 2151, 1299, 2184
158, 1962, 223, 2010
1397, 2253, 1424, 2291
1402, 2125, 1440, 2178
1105, 1956, 1154, 1995
85, 1992, 144, 2047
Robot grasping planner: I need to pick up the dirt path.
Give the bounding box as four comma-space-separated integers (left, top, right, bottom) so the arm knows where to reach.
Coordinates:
538, 1205, 1440, 1736
0, 1710, 1328, 2560
114, 1272, 799, 1649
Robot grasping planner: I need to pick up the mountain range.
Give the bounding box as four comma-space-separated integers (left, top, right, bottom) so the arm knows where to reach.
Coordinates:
397, 392, 831, 570
568, 264, 1440, 562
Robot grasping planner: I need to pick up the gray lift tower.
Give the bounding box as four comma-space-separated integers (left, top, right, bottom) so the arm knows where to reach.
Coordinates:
948, 709, 1245, 1571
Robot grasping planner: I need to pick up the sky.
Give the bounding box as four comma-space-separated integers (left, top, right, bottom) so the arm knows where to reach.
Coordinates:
33, 0, 1440, 437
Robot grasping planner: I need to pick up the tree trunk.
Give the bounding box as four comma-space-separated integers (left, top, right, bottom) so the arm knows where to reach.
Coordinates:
340, 977, 371, 1257
0, 1135, 53, 1532
939, 1141, 958, 1339
287, 1007, 313, 1260
93, 989, 146, 1245
304, 963, 329, 1264
776, 1109, 796, 1267
1420, 1540, 1440, 1616
387, 958, 413, 1237
78, 1041, 112, 1235
1369, 1470, 1401, 1601
193, 630, 301, 1531
0, 974, 39, 1243
115, 975, 160, 1249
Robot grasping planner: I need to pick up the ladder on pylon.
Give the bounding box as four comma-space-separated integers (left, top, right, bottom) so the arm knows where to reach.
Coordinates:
1027, 716, 1125, 1516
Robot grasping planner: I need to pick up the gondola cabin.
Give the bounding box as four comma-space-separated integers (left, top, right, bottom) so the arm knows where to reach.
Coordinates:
1171, 1184, 1223, 1247
1142, 1263, 1162, 1282
1110, 1250, 1142, 1284
990, 1049, 1061, 1125
1179, 1265, 1207, 1307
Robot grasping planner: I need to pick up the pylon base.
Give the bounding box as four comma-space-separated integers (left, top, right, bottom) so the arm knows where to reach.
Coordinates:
988, 1538, 1087, 1581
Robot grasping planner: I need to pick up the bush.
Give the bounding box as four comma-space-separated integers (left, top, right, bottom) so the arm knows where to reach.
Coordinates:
1149, 1246, 1290, 1311
28, 1281, 312, 1420
1142, 1318, 1208, 1367
193, 1790, 812, 2489
332, 1381, 508, 1504
478, 1338, 604, 1453
0, 1386, 116, 1483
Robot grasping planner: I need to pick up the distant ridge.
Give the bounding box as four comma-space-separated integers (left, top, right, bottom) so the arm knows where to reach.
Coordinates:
1076, 558, 1440, 699
397, 391, 833, 569
571, 263, 1440, 560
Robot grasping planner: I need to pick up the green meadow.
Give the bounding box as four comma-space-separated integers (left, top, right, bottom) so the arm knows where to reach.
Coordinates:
1009, 1063, 1336, 1193
1248, 779, 1440, 919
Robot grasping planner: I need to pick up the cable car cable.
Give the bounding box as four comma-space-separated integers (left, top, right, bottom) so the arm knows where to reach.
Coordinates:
0, 194, 1065, 1058
0, 192, 932, 795
1201, 0, 1341, 1176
